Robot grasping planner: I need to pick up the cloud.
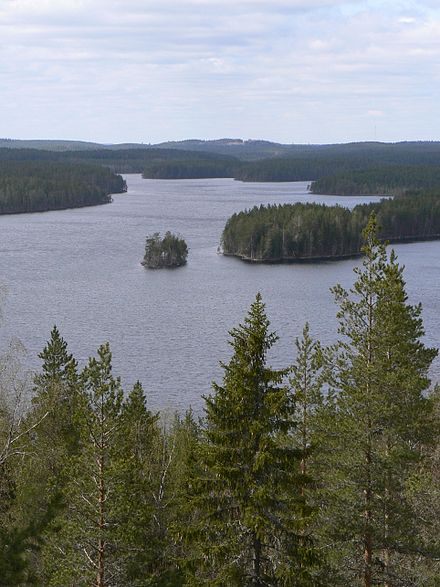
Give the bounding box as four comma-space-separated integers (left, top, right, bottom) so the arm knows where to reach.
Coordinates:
0, 0, 439, 143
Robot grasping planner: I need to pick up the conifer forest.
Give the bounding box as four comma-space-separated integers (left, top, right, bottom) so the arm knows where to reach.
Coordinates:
1, 217, 440, 586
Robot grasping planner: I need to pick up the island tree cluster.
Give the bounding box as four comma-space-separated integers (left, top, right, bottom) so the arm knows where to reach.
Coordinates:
142, 231, 188, 268
221, 190, 440, 261
1, 219, 440, 586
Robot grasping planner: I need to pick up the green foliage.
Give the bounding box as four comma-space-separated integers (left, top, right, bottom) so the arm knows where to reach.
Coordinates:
6, 141, 440, 181
221, 191, 440, 261
319, 216, 438, 585
142, 158, 237, 179
0, 161, 126, 214
143, 231, 188, 268
0, 146, 238, 175
185, 294, 318, 586
1, 221, 440, 584
311, 165, 440, 196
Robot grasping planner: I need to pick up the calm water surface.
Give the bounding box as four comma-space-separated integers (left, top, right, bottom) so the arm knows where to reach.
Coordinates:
1, 175, 439, 411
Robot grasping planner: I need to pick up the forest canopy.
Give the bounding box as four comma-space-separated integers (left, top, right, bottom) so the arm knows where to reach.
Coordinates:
310, 165, 440, 196
221, 190, 440, 261
3, 141, 440, 182
0, 161, 126, 214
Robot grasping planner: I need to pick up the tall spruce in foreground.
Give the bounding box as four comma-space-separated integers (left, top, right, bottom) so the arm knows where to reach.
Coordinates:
188, 293, 318, 586
323, 215, 437, 586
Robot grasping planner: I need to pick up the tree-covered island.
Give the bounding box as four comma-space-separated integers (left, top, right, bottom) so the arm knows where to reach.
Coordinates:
142, 231, 188, 268
221, 190, 440, 262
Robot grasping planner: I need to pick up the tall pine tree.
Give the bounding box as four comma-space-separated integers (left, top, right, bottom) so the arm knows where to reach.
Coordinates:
322, 215, 437, 586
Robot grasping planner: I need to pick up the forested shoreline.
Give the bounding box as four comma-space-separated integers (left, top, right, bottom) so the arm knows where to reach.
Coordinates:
0, 162, 126, 214
310, 165, 440, 196
1, 219, 440, 586
221, 190, 440, 262
3, 142, 440, 183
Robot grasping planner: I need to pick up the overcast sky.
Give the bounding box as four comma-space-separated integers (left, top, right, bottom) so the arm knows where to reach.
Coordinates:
1, 0, 439, 144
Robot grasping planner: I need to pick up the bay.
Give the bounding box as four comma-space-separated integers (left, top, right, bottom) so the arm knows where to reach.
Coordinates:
1, 175, 439, 411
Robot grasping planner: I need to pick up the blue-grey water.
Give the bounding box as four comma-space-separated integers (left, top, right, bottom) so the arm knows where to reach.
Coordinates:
1, 175, 439, 411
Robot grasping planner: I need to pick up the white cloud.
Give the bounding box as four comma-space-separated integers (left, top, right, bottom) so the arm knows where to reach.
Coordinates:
0, 0, 439, 143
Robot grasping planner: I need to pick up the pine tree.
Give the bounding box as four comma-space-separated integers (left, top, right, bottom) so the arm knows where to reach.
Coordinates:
41, 342, 124, 587
188, 293, 317, 586
323, 215, 437, 586
5, 327, 79, 584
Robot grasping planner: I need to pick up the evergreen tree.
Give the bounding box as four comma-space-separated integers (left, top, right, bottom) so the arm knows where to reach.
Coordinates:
188, 293, 317, 586
112, 381, 175, 586
322, 215, 437, 586
41, 343, 123, 587
289, 323, 325, 481
11, 327, 79, 583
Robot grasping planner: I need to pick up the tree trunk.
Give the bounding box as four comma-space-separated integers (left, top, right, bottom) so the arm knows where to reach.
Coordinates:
97, 453, 106, 587
253, 533, 262, 587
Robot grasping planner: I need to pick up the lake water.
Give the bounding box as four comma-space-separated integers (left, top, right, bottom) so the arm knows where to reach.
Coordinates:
1, 175, 439, 411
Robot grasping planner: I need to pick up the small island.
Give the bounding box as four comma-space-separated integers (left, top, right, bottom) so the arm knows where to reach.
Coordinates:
142, 231, 188, 269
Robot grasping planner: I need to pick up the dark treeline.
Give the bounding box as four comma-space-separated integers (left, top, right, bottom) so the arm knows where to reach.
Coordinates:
221, 190, 440, 261
4, 142, 440, 182
1, 220, 440, 586
235, 151, 440, 182
141, 144, 440, 182
311, 164, 440, 195
4, 137, 440, 161
142, 158, 236, 179
0, 162, 126, 214
0, 148, 238, 175
156, 138, 440, 162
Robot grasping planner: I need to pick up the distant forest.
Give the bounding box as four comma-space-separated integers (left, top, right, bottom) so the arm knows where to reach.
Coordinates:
310, 165, 440, 195
0, 162, 126, 214
3, 142, 440, 183
221, 190, 440, 261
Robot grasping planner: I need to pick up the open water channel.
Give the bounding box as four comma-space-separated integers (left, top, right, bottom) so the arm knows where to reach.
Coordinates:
1, 175, 439, 411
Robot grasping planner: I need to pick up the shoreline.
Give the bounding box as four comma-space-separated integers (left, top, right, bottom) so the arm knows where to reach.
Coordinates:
222, 233, 440, 264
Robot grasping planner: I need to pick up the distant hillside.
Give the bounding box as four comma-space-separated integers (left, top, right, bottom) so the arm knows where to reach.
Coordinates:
3, 139, 440, 181
3, 137, 440, 163
154, 139, 290, 160
0, 138, 105, 151
0, 147, 238, 175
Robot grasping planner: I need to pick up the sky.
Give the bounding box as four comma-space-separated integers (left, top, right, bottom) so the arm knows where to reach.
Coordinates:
1, 0, 439, 144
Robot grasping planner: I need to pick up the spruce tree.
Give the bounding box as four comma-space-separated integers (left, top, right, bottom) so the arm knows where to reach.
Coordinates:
323, 215, 437, 586
112, 381, 173, 586
289, 323, 325, 481
189, 293, 317, 586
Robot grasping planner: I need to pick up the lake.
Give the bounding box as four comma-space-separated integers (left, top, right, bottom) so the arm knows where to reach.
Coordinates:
1, 175, 439, 411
